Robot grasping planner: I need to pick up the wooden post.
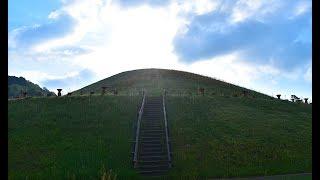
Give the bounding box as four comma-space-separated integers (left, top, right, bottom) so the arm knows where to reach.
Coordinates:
57, 89, 62, 97
198, 87, 204, 96
243, 90, 247, 97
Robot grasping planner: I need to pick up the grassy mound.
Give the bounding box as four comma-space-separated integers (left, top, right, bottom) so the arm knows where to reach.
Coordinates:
73, 68, 270, 99
8, 69, 312, 179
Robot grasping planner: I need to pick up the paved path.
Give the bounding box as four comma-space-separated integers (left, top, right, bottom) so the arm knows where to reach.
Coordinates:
136, 96, 170, 176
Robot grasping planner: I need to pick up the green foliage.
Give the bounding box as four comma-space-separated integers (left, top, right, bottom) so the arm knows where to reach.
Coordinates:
8, 76, 56, 98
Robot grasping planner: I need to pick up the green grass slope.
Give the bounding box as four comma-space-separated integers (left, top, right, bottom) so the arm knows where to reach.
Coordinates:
73, 68, 270, 99
8, 69, 312, 179
8, 96, 141, 179
166, 96, 311, 178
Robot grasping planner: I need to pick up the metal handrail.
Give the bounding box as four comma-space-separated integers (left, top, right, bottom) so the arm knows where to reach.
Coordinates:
163, 92, 172, 167
133, 92, 146, 167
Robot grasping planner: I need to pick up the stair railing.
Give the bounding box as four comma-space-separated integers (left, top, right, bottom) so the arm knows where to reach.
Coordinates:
133, 91, 146, 168
163, 90, 172, 168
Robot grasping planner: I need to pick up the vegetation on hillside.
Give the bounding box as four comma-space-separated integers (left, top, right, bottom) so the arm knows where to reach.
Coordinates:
166, 96, 312, 178
8, 96, 140, 179
73, 69, 271, 99
8, 76, 56, 98
8, 69, 312, 179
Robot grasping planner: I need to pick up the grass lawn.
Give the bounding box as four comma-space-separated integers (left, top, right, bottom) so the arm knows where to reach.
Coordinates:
8, 94, 312, 179
166, 95, 312, 178
8, 95, 141, 179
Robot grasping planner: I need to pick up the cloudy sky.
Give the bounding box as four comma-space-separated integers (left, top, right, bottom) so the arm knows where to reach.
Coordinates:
8, 0, 312, 100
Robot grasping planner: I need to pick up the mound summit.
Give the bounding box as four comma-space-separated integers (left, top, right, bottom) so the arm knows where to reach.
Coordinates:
73, 68, 270, 99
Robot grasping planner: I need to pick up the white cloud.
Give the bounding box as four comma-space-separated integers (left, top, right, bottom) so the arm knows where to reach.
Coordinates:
8, 0, 312, 99
293, 0, 311, 16
230, 0, 281, 24
9, 70, 80, 85
186, 52, 259, 86
48, 10, 61, 19
177, 0, 220, 15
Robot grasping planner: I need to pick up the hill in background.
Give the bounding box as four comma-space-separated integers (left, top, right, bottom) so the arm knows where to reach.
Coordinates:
73, 68, 271, 99
8, 76, 56, 98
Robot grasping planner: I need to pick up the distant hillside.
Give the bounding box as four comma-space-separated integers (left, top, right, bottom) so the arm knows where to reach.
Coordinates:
73, 68, 271, 99
8, 76, 56, 98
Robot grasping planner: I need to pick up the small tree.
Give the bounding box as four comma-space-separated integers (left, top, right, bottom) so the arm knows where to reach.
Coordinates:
276, 94, 281, 99
291, 95, 299, 102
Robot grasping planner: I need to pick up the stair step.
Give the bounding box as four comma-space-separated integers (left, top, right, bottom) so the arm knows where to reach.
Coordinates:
141, 131, 164, 134
138, 159, 170, 164
141, 135, 164, 138
140, 144, 164, 148
143, 122, 162, 124
140, 137, 163, 140
142, 129, 164, 132
140, 146, 164, 151
134, 96, 171, 176
142, 128, 162, 131
139, 156, 168, 161
142, 125, 162, 128
141, 136, 162, 139
142, 125, 162, 127
140, 140, 162, 144
141, 138, 162, 142
138, 163, 169, 168
140, 151, 167, 156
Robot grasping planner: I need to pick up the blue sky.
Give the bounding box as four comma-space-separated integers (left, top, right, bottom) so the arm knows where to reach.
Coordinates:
8, 0, 312, 100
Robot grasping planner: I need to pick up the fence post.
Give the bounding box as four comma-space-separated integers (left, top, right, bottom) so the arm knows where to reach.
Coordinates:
57, 89, 62, 97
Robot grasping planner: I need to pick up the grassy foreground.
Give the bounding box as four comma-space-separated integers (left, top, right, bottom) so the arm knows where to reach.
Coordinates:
8, 96, 140, 179
8, 95, 312, 179
166, 96, 312, 178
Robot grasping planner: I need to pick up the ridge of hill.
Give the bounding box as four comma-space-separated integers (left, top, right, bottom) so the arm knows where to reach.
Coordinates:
8, 76, 56, 98
73, 68, 271, 98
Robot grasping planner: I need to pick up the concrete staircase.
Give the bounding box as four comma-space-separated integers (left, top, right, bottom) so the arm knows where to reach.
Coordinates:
135, 96, 171, 176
